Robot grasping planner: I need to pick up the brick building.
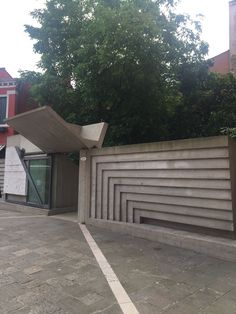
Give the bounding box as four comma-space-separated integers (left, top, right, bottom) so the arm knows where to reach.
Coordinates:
0, 68, 17, 144
0, 68, 38, 194
210, 1, 236, 75
0, 68, 38, 146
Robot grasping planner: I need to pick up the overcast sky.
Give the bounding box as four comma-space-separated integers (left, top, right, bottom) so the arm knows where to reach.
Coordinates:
0, 0, 230, 78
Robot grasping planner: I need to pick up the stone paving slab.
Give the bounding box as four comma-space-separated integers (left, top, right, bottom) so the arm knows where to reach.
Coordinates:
87, 225, 236, 314
1, 208, 236, 313
0, 209, 32, 218
0, 212, 118, 314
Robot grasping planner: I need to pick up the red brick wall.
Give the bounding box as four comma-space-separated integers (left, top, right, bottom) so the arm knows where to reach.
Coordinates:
0, 68, 39, 145
209, 50, 230, 75
16, 83, 38, 115
0, 68, 17, 145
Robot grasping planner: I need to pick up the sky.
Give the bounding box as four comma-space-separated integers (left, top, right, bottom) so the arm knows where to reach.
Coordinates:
0, 0, 230, 78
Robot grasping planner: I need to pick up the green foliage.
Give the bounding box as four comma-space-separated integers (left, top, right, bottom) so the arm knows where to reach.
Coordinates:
21, 0, 236, 145
221, 127, 236, 138
171, 72, 236, 139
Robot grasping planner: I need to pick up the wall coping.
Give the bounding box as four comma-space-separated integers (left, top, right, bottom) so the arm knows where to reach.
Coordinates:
89, 136, 230, 156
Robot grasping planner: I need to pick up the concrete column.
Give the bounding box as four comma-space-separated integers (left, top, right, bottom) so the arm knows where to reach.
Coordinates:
78, 149, 91, 223
230, 0, 236, 75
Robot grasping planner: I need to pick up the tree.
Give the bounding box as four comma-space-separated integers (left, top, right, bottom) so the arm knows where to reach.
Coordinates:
24, 0, 209, 145
171, 68, 236, 140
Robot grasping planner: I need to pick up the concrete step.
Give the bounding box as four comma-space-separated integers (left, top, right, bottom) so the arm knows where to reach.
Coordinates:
0, 199, 48, 215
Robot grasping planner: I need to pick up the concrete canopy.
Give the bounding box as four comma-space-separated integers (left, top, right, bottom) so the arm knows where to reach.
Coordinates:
6, 106, 108, 153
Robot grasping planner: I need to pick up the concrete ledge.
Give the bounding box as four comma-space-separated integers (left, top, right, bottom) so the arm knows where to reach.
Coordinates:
0, 200, 77, 216
90, 135, 229, 156
0, 200, 48, 215
48, 207, 77, 216
88, 218, 236, 262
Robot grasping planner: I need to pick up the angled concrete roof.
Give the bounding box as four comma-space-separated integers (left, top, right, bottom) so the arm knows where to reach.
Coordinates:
6, 106, 108, 153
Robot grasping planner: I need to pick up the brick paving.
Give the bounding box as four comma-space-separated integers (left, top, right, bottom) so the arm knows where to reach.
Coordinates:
0, 208, 236, 313
0, 210, 117, 313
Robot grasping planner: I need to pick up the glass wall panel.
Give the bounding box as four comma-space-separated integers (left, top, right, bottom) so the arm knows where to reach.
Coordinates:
27, 158, 51, 207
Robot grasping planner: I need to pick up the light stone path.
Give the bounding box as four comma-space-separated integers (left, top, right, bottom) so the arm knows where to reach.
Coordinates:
79, 223, 139, 314
0, 210, 119, 314
1, 208, 236, 313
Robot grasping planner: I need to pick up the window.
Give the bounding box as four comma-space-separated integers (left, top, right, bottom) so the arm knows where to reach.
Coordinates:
0, 97, 7, 125
26, 157, 52, 208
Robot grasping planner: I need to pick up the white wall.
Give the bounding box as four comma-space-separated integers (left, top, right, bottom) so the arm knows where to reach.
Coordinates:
7, 134, 42, 154
3, 135, 42, 195
4, 146, 27, 195
85, 136, 234, 232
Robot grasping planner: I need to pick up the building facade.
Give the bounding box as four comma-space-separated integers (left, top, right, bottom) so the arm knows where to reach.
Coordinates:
210, 1, 236, 75
3, 106, 107, 212
0, 68, 17, 144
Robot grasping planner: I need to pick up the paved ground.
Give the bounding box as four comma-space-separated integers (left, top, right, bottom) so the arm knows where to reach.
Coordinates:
0, 209, 236, 313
